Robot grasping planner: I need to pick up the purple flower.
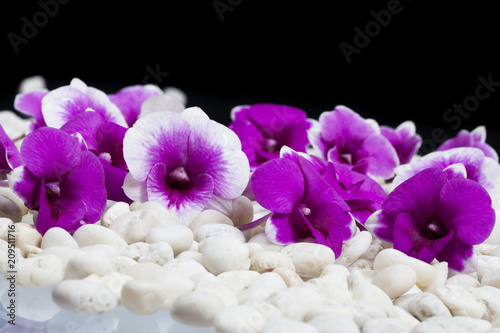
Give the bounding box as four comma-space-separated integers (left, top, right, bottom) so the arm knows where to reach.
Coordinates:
251, 150, 355, 257
309, 105, 399, 179
7, 127, 106, 235
393, 147, 500, 202
0, 125, 22, 180
14, 89, 49, 133
366, 165, 495, 272
108, 84, 163, 127
437, 126, 498, 162
41, 78, 128, 129
122, 107, 250, 225
60, 111, 131, 203
229, 104, 312, 171
380, 121, 422, 165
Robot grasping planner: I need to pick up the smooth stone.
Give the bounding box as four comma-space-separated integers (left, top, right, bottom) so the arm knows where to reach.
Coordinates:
413, 316, 490, 333
481, 269, 500, 288
371, 264, 417, 299
17, 254, 64, 288
229, 195, 254, 227
73, 224, 128, 250
280, 243, 335, 278
0, 218, 13, 242
362, 318, 414, 332
250, 250, 295, 273
303, 278, 352, 304
0, 194, 22, 222
446, 274, 482, 289
195, 281, 239, 307
146, 224, 193, 255
217, 270, 260, 294
163, 258, 208, 277
384, 305, 420, 329
122, 242, 151, 260
170, 291, 226, 327
200, 236, 250, 275
80, 244, 120, 259
193, 223, 246, 243
137, 243, 174, 266
24, 244, 42, 257
190, 271, 218, 286
38, 246, 85, 267
304, 304, 354, 322
373, 249, 437, 288
422, 261, 448, 293
65, 254, 114, 279
246, 242, 265, 257
14, 222, 42, 254
175, 250, 203, 263
0, 185, 28, 216
101, 201, 130, 228
348, 258, 374, 272
111, 255, 138, 273
52, 279, 117, 314
262, 317, 319, 333
158, 272, 195, 310
477, 255, 500, 281
434, 284, 486, 318
40, 227, 79, 249
213, 304, 268, 333
189, 209, 234, 231
247, 232, 284, 252
272, 267, 303, 287
335, 231, 372, 267
344, 300, 387, 329
85, 271, 133, 301
121, 279, 169, 315
124, 262, 164, 279
238, 272, 288, 304
408, 292, 451, 321
470, 286, 500, 320
320, 264, 350, 290
351, 282, 393, 312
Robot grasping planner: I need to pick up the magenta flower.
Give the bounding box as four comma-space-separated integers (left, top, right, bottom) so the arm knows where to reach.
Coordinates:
366, 165, 495, 272
122, 107, 249, 225
108, 84, 163, 127
251, 150, 355, 257
437, 126, 498, 162
41, 78, 128, 129
380, 121, 422, 165
0, 125, 22, 181
7, 127, 106, 235
393, 147, 500, 202
309, 105, 399, 179
228, 104, 312, 171
60, 111, 131, 203
13, 89, 49, 133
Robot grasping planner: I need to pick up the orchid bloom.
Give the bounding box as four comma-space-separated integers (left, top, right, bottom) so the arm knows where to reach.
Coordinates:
8, 127, 106, 234
60, 111, 131, 203
392, 147, 500, 202
437, 126, 498, 162
380, 121, 422, 165
41, 78, 128, 129
250, 148, 355, 257
229, 104, 312, 171
13, 89, 49, 133
0, 124, 22, 181
366, 165, 495, 272
308, 105, 399, 179
122, 107, 249, 225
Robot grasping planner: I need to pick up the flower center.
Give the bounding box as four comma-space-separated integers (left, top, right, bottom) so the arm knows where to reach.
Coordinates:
45, 181, 61, 198
98, 152, 112, 164
427, 219, 446, 238
298, 204, 311, 216
264, 138, 278, 152
167, 166, 190, 190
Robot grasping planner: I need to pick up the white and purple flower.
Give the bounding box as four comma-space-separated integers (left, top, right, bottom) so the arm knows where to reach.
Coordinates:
229, 104, 312, 171
437, 126, 498, 162
8, 127, 106, 235
308, 105, 399, 179
380, 121, 422, 165
14, 89, 49, 133
122, 107, 250, 225
366, 165, 495, 272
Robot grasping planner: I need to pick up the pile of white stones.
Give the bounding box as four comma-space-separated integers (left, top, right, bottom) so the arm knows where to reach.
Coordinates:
2, 186, 500, 333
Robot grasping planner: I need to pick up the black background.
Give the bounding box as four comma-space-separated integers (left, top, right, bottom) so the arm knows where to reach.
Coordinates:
1, 1, 499, 154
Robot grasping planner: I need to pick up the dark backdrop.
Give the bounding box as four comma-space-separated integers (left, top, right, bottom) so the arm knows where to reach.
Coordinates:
1, 1, 499, 154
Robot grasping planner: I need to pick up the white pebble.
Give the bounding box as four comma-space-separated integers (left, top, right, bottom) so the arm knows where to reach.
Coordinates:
124, 262, 164, 279
159, 273, 196, 310
111, 255, 137, 273
272, 267, 303, 288
470, 286, 500, 321
421, 261, 448, 293
213, 304, 268, 333
38, 246, 84, 268
195, 281, 238, 307
73, 224, 127, 251
348, 258, 374, 271
246, 242, 265, 257
248, 232, 284, 252
351, 282, 393, 312
40, 227, 79, 249
413, 316, 490, 333
335, 231, 372, 267
408, 292, 451, 320
308, 312, 360, 333
344, 300, 387, 329
200, 236, 250, 275
0, 194, 22, 222
121, 279, 169, 315
217, 270, 260, 294
163, 258, 207, 277
0, 188, 28, 217
229, 195, 254, 227
0, 218, 13, 242
170, 291, 226, 327
17, 254, 64, 288
238, 272, 288, 304
65, 254, 114, 279
193, 223, 246, 243
373, 248, 437, 288
85, 271, 132, 301
189, 209, 234, 231
146, 224, 193, 255
263, 317, 319, 333
176, 250, 203, 263
434, 284, 486, 318
320, 264, 351, 290
191, 271, 218, 286
52, 279, 117, 314
280, 243, 335, 278
80, 244, 120, 259
250, 250, 295, 273
446, 274, 482, 289
477, 255, 500, 281
303, 278, 352, 304
481, 269, 500, 288
137, 242, 174, 266
23, 244, 42, 257
14, 223, 42, 254
371, 264, 417, 299
101, 201, 130, 228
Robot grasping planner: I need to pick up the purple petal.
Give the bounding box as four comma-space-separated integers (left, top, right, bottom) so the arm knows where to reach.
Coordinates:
42, 78, 127, 129
0, 125, 22, 174
365, 210, 395, 243
122, 173, 148, 202
380, 121, 422, 165
61, 150, 106, 222
265, 211, 302, 245
251, 158, 305, 214
146, 163, 215, 225
96, 121, 128, 170
13, 89, 48, 126
60, 111, 103, 152
241, 104, 309, 134
438, 126, 498, 162
229, 114, 263, 169
7, 166, 41, 210
435, 237, 477, 273
108, 84, 162, 126
20, 127, 83, 179
393, 212, 454, 264
443, 163, 467, 180
437, 177, 495, 245
354, 133, 399, 178
99, 157, 132, 203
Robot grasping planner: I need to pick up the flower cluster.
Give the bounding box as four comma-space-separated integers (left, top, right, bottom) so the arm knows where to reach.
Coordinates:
2, 76, 498, 273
